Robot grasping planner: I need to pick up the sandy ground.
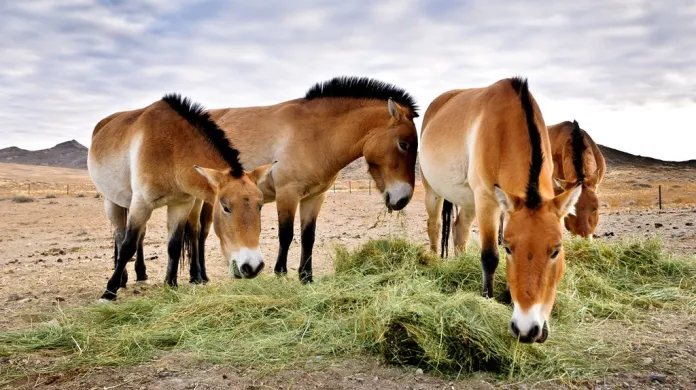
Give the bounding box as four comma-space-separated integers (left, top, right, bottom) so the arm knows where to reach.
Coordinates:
1, 163, 696, 389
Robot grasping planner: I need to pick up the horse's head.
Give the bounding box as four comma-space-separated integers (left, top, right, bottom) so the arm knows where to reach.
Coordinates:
363, 98, 419, 211
495, 184, 582, 343
554, 169, 601, 239
195, 163, 273, 278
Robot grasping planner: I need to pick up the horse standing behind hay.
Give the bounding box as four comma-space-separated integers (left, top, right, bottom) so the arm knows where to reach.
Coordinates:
88, 94, 272, 301
185, 76, 420, 284
418, 77, 582, 343
548, 120, 606, 239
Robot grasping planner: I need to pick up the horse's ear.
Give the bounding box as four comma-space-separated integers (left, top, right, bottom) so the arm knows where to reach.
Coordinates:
388, 98, 405, 120
553, 178, 570, 191
494, 185, 522, 213
247, 162, 274, 185
553, 184, 582, 218
194, 165, 224, 188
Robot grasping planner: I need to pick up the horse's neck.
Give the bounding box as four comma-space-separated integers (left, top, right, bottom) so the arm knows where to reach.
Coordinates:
308, 102, 385, 173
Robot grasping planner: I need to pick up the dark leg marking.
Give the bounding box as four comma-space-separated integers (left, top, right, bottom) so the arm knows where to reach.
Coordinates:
185, 223, 203, 284
164, 225, 185, 288
481, 247, 500, 299
274, 217, 294, 276
298, 219, 317, 284
102, 228, 139, 300
134, 231, 148, 282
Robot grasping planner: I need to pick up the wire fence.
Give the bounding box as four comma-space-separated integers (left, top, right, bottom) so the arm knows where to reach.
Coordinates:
0, 180, 385, 197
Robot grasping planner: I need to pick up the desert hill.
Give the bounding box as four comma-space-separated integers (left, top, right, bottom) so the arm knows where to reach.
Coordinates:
0, 140, 88, 169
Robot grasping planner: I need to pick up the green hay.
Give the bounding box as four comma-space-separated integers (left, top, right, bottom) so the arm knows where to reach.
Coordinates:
1, 238, 694, 386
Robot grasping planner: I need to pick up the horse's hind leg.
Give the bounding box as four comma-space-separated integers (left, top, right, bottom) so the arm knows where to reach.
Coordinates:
422, 175, 443, 254
105, 200, 130, 288
134, 226, 148, 283
164, 199, 196, 288
101, 198, 152, 301
453, 203, 476, 255
298, 191, 327, 284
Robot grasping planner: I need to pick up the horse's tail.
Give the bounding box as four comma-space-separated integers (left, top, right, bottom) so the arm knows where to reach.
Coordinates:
441, 200, 453, 258
181, 220, 195, 271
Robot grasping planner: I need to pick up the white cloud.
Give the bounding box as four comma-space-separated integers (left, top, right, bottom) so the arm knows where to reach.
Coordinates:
0, 0, 694, 161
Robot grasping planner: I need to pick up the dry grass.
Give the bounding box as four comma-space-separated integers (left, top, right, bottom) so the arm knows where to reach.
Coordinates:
0, 238, 694, 386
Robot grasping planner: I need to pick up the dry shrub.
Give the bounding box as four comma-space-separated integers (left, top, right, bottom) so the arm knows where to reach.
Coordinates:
11, 195, 35, 203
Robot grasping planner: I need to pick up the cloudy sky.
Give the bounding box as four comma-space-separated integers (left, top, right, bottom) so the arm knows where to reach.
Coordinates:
1, 0, 694, 161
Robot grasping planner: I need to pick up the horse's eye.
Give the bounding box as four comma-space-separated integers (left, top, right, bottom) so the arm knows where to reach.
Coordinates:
221, 203, 231, 214
550, 249, 560, 259
398, 142, 409, 151
504, 246, 512, 255
258, 203, 263, 212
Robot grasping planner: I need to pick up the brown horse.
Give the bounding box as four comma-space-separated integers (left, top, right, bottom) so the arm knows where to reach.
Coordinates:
419, 77, 581, 343
168, 76, 420, 284
88, 94, 272, 301
548, 120, 606, 239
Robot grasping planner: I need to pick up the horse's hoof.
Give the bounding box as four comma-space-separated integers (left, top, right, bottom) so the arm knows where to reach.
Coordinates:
189, 278, 204, 284
97, 298, 114, 305
136, 280, 150, 285
99, 290, 117, 302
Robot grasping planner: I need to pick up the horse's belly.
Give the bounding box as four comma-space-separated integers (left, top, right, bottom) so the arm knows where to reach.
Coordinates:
420, 149, 475, 207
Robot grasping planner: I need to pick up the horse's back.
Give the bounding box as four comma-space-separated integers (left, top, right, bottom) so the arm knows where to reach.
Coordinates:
420, 78, 552, 202
548, 121, 606, 186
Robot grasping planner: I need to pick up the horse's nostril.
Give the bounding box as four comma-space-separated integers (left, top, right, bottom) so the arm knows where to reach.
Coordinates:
529, 324, 540, 339
240, 263, 252, 276
509, 321, 519, 337
394, 197, 408, 210
385, 193, 391, 205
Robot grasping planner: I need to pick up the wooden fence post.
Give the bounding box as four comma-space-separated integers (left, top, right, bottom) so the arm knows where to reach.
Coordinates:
349, 181, 352, 194
333, 183, 336, 193
28, 183, 31, 194
67, 184, 69, 195
658, 185, 662, 210
368, 180, 371, 195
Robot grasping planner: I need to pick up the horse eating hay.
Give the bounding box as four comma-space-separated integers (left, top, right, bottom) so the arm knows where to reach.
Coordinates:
419, 77, 582, 343
88, 94, 272, 301
186, 76, 421, 284
548, 120, 606, 239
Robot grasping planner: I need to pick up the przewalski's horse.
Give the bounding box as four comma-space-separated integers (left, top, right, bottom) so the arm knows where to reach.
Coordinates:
188, 76, 419, 284
419, 77, 582, 343
88, 94, 272, 301
548, 120, 606, 239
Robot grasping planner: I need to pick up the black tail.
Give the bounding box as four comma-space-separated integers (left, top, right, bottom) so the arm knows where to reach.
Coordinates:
441, 200, 453, 258
181, 220, 195, 271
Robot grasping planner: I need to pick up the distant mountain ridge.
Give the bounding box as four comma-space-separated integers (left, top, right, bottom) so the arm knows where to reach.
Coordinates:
0, 140, 693, 176
0, 140, 88, 169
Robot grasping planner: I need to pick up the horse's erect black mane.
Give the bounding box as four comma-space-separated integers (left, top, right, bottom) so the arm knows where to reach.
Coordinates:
509, 76, 544, 209
570, 120, 587, 183
304, 76, 419, 117
162, 93, 244, 178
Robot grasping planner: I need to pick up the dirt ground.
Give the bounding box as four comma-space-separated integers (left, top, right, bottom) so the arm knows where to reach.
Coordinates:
1, 164, 695, 389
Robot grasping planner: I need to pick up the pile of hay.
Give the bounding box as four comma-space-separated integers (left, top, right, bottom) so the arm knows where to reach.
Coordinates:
1, 238, 695, 384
